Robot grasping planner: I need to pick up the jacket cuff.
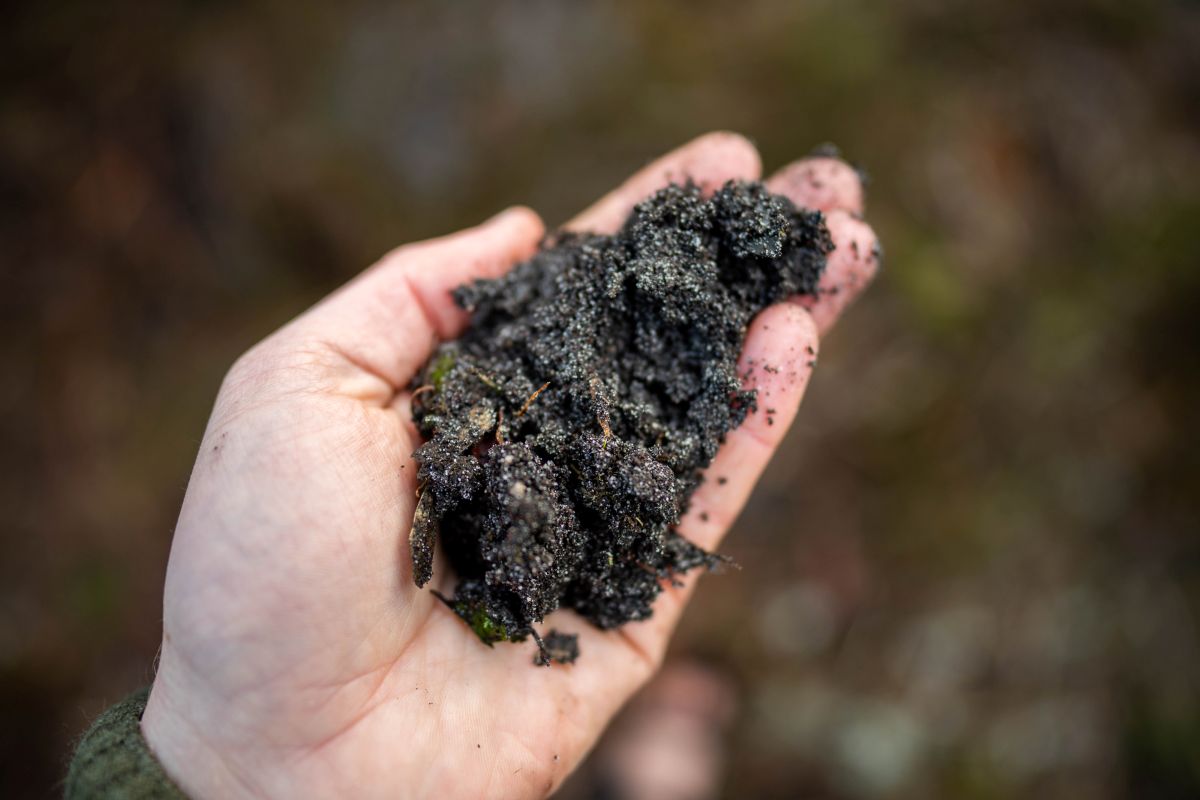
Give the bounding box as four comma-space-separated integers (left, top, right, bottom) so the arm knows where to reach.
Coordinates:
66, 687, 186, 799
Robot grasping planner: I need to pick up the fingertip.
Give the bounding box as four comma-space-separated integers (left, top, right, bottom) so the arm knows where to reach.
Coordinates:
566, 131, 762, 233
488, 204, 546, 243
768, 156, 864, 215
381, 205, 545, 267
688, 131, 764, 187
477, 206, 546, 264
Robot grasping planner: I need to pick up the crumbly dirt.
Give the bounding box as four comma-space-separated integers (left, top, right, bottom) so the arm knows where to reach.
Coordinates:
409, 181, 832, 663
533, 629, 580, 666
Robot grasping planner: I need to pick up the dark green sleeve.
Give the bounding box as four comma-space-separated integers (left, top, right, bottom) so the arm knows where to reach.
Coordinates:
65, 687, 187, 799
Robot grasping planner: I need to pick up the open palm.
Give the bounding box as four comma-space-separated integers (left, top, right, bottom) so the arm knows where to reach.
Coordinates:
141, 133, 879, 799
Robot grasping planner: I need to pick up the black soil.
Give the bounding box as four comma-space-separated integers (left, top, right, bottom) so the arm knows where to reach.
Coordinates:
409, 181, 833, 663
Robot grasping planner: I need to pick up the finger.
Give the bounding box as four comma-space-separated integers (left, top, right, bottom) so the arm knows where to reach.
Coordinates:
680, 305, 820, 551
566, 131, 762, 234
609, 303, 821, 663
793, 210, 880, 335
554, 157, 869, 666
768, 155, 865, 216
283, 207, 545, 396
766, 157, 879, 335
503, 305, 821, 745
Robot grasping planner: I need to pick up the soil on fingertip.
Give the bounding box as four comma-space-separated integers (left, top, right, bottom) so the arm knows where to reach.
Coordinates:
409, 180, 833, 664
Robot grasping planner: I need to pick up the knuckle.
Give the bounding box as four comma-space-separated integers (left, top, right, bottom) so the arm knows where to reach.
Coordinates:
220, 335, 334, 401
222, 342, 271, 391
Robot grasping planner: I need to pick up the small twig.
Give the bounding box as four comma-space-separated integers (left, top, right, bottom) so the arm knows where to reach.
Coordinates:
411, 385, 434, 402
516, 382, 551, 417
530, 628, 549, 666
588, 376, 612, 445
495, 408, 505, 444
472, 369, 501, 391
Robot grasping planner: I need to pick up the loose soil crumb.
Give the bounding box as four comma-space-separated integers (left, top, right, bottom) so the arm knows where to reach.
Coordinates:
410, 181, 833, 661
533, 629, 580, 666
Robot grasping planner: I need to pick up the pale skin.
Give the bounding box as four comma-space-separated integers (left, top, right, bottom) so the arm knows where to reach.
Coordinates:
142, 132, 880, 799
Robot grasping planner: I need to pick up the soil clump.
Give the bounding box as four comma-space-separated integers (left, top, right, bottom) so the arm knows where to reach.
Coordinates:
410, 181, 833, 663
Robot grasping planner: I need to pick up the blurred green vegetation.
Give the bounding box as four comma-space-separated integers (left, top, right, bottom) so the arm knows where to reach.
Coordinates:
2, 1, 1198, 797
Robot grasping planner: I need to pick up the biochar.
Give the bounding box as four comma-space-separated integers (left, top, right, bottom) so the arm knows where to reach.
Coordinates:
410, 181, 833, 663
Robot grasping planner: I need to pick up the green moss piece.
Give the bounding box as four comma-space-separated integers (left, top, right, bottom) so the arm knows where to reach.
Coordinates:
454, 600, 510, 646
429, 353, 456, 391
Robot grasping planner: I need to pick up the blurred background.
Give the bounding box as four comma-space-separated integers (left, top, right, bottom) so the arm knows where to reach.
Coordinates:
2, 1, 1198, 797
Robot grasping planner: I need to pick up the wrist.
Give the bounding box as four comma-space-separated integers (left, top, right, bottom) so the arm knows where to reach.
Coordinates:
142, 662, 262, 800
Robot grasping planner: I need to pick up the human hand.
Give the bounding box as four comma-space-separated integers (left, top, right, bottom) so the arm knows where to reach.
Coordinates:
141, 132, 879, 799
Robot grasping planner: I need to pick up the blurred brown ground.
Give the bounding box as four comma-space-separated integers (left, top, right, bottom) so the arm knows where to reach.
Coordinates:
2, 1, 1199, 797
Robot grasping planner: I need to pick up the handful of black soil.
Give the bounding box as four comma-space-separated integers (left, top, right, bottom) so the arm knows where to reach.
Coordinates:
410, 181, 832, 664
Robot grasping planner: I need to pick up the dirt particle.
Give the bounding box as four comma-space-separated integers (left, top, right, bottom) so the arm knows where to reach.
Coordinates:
533, 629, 580, 666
